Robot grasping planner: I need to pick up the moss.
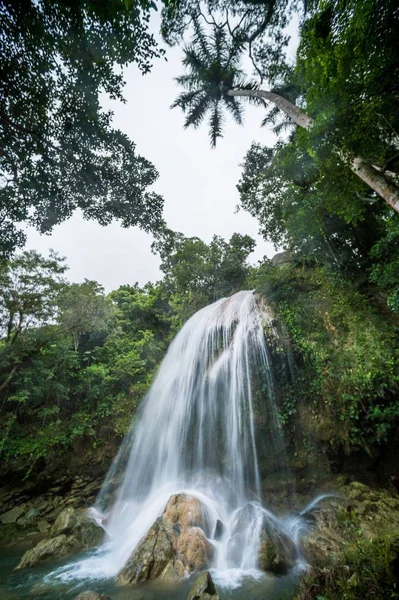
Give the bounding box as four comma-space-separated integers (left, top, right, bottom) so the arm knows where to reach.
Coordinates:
294, 535, 399, 600
0, 523, 31, 544
252, 262, 399, 465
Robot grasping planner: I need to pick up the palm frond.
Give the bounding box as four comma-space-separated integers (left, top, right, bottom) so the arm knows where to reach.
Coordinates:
273, 118, 295, 135
171, 89, 204, 112
260, 105, 279, 127
185, 93, 212, 129
192, 17, 211, 63
174, 73, 199, 92
223, 95, 244, 125
209, 100, 224, 148
182, 46, 208, 75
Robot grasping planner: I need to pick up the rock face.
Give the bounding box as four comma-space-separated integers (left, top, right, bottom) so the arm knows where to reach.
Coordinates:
300, 482, 399, 568
271, 251, 294, 266
117, 518, 177, 585
177, 526, 214, 572
15, 508, 104, 570
0, 474, 103, 544
187, 571, 220, 600
118, 493, 215, 586
163, 494, 204, 529
0, 505, 25, 524
15, 534, 71, 570
258, 519, 297, 575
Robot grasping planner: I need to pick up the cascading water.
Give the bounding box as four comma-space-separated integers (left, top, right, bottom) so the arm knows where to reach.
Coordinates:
56, 290, 300, 588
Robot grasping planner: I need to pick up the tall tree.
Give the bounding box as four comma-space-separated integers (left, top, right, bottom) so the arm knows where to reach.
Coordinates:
152, 227, 255, 323
0, 250, 67, 344
172, 10, 399, 212
57, 280, 113, 351
0, 0, 166, 255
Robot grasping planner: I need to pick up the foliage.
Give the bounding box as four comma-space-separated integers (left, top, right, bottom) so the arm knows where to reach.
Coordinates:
237, 140, 388, 273
153, 228, 255, 325
57, 280, 114, 350
0, 250, 67, 343
0, 237, 256, 477
295, 536, 399, 600
0, 0, 166, 254
251, 262, 399, 454
370, 219, 399, 313
296, 0, 399, 173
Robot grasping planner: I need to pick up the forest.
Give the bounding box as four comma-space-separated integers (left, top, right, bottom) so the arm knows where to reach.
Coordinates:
0, 1, 398, 599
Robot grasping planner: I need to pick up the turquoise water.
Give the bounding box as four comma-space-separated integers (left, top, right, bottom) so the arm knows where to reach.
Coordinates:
0, 544, 298, 600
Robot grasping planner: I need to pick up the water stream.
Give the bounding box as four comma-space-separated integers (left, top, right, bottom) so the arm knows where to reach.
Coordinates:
50, 291, 304, 590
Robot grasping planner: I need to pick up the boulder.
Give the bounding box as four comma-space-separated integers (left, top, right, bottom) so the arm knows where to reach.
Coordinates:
117, 518, 176, 585
15, 509, 104, 570
71, 509, 104, 549
271, 251, 294, 266
37, 520, 51, 533
16, 507, 38, 527
187, 571, 220, 600
117, 494, 216, 586
300, 499, 349, 567
177, 527, 214, 572
163, 494, 204, 529
15, 534, 70, 570
258, 518, 297, 575
0, 505, 25, 524
52, 507, 76, 535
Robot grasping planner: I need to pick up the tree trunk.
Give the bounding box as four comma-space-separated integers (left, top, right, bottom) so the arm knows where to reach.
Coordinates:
227, 88, 399, 213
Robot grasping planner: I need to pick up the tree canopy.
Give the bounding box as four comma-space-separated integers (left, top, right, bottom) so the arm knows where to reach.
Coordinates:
0, 0, 168, 255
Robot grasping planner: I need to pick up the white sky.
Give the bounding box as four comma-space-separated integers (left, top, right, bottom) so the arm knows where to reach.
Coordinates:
25, 12, 298, 292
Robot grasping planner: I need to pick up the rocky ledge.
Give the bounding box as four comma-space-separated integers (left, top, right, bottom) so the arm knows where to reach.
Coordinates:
0, 475, 102, 544
15, 506, 104, 570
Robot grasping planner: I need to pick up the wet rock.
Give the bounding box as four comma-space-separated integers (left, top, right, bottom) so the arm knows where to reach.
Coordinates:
16, 507, 38, 527
300, 483, 399, 568
258, 519, 297, 575
71, 509, 104, 549
177, 526, 214, 572
117, 518, 176, 585
118, 494, 215, 586
187, 571, 220, 600
15, 534, 71, 570
300, 498, 350, 567
15, 509, 103, 570
214, 520, 225, 541
37, 520, 51, 533
0, 505, 25, 524
74, 592, 112, 600
163, 494, 204, 529
52, 507, 76, 535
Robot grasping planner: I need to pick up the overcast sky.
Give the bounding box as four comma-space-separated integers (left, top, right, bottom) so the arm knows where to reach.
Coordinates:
25, 13, 297, 292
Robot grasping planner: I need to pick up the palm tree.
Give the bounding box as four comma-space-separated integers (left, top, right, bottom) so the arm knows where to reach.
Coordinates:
172, 23, 399, 214
172, 25, 249, 148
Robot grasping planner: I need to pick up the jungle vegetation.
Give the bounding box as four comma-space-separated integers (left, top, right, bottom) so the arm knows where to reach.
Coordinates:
0, 0, 397, 487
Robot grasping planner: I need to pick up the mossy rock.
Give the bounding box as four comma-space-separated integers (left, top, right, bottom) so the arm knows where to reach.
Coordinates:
117, 518, 177, 585
15, 534, 71, 570
187, 571, 220, 600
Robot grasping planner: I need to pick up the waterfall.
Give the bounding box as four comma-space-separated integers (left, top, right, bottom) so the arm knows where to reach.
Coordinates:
56, 291, 297, 587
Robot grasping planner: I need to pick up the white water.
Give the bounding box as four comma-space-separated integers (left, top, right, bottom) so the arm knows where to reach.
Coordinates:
54, 291, 299, 588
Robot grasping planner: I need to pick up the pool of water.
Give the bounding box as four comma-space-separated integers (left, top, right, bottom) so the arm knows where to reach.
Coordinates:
0, 542, 299, 600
